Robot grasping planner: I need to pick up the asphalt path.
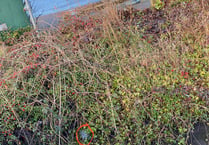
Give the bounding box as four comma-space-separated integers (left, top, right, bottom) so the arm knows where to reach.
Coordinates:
36, 0, 151, 29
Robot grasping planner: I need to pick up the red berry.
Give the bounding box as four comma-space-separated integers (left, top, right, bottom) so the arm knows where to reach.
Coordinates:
181, 72, 184, 76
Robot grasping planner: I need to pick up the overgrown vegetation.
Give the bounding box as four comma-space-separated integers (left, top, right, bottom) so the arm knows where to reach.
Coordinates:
0, 0, 208, 144
0, 26, 31, 46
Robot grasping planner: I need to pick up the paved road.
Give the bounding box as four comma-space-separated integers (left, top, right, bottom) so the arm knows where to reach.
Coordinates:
117, 0, 150, 10
29, 0, 100, 18
36, 0, 151, 29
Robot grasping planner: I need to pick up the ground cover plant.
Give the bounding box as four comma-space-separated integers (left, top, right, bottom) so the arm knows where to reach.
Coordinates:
0, 0, 208, 144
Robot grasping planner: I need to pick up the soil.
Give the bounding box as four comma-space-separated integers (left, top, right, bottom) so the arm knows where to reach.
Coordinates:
120, 7, 172, 43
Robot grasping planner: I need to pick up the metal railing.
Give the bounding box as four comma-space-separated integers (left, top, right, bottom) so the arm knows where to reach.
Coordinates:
23, 0, 37, 29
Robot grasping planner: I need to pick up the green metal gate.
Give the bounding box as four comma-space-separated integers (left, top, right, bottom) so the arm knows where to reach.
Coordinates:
0, 0, 30, 29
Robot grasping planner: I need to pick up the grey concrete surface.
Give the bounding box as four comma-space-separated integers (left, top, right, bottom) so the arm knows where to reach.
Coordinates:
187, 122, 209, 145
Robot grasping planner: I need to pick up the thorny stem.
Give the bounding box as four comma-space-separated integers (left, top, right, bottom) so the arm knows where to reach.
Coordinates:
58, 52, 62, 145
106, 82, 118, 135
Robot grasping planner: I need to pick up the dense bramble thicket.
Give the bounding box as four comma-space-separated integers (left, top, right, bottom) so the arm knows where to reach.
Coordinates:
0, 0, 208, 144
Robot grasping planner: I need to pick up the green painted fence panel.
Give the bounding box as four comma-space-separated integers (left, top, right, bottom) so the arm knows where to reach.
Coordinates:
0, 0, 30, 29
